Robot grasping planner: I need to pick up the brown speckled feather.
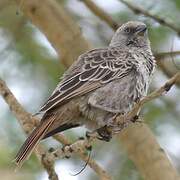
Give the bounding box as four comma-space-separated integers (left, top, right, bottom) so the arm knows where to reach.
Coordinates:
15, 21, 155, 166
38, 48, 133, 113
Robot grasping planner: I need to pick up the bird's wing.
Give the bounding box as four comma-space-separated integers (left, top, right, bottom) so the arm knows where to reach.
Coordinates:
38, 47, 134, 113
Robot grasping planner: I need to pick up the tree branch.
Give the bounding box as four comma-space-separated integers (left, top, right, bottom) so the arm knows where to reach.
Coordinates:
155, 57, 180, 87
14, 0, 90, 67
155, 51, 180, 59
154, 51, 180, 86
119, 123, 179, 180
119, 0, 180, 36
0, 78, 111, 180
79, 0, 119, 30
125, 72, 180, 120
0, 79, 58, 180
53, 134, 111, 180
117, 73, 180, 180
80, 0, 180, 87
11, 0, 180, 179
48, 72, 180, 180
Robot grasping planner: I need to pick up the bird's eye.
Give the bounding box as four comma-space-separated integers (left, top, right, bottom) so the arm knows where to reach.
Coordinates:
124, 27, 131, 33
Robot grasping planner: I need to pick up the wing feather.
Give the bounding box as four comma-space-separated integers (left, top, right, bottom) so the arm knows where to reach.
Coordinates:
38, 47, 134, 114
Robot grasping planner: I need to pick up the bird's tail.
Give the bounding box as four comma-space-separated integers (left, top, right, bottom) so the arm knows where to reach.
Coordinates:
14, 117, 55, 167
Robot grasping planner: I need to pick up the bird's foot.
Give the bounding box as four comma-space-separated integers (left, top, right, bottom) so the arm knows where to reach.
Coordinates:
86, 130, 99, 140
78, 136, 92, 151
131, 115, 143, 123
135, 97, 141, 103
86, 126, 112, 142
96, 126, 112, 142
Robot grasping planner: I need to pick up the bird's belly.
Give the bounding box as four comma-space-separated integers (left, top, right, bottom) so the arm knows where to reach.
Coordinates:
88, 73, 146, 113
79, 72, 147, 129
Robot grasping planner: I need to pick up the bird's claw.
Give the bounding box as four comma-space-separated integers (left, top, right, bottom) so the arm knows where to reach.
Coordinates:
97, 126, 112, 142
86, 126, 112, 142
131, 115, 143, 123
86, 131, 98, 139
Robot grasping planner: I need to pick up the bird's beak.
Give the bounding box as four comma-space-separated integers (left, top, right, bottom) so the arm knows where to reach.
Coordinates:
136, 25, 147, 36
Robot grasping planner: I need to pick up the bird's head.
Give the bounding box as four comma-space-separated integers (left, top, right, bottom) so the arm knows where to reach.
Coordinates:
110, 21, 150, 48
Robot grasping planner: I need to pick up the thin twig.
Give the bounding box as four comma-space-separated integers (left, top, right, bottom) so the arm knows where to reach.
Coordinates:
0, 78, 111, 180
122, 72, 180, 122
0, 66, 179, 180
80, 0, 119, 30
155, 51, 180, 83
3, 72, 178, 178
0, 70, 179, 180
41, 72, 180, 178
119, 0, 180, 36
54, 134, 112, 180
80, 0, 180, 86
156, 60, 180, 86
0, 79, 58, 180
155, 51, 180, 59
36, 146, 59, 180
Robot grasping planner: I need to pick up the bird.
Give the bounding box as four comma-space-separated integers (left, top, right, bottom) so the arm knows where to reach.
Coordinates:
15, 21, 155, 166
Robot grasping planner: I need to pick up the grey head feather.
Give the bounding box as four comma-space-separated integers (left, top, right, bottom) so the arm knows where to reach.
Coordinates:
109, 21, 150, 49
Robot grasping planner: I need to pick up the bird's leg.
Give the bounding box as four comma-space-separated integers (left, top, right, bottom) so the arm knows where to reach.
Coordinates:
86, 130, 99, 139
86, 126, 112, 142
131, 115, 139, 123
61, 144, 73, 159
96, 126, 112, 142
134, 96, 141, 103
131, 115, 143, 123
78, 136, 92, 151
131, 97, 144, 124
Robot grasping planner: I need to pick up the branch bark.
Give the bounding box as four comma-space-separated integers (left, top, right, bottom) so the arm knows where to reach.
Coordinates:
0, 78, 111, 180
119, 0, 180, 36
53, 134, 111, 180
12, 0, 180, 180
155, 51, 180, 59
52, 72, 180, 180
81, 0, 180, 86
0, 79, 58, 180
15, 0, 90, 67
155, 59, 180, 87
119, 123, 179, 180
80, 0, 119, 30
1, 72, 179, 180
117, 73, 180, 180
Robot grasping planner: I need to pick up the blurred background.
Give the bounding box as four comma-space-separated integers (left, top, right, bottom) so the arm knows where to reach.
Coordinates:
0, 0, 180, 179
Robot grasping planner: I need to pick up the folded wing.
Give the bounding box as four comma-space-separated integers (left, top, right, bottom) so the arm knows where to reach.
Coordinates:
39, 47, 134, 113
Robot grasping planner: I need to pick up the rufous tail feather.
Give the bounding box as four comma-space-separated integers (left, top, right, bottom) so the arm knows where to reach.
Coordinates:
14, 117, 55, 167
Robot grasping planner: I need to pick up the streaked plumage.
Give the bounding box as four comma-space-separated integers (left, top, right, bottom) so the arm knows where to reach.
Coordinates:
15, 21, 155, 166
